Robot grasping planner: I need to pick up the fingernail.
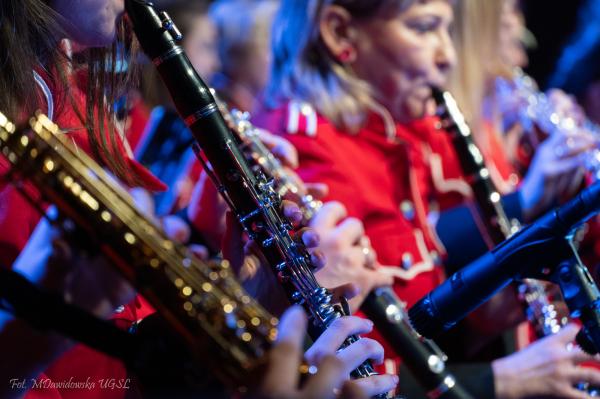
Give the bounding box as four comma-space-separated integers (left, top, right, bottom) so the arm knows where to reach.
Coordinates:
304, 231, 320, 246
293, 210, 303, 222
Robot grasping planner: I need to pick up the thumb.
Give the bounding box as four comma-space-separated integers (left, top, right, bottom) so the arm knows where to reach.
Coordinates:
222, 211, 245, 273
554, 323, 579, 343
329, 283, 361, 303
368, 269, 394, 289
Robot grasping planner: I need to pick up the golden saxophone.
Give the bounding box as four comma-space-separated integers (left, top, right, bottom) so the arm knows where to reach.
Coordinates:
0, 112, 277, 391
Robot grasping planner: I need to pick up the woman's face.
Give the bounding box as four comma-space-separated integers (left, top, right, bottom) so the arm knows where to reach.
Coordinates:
351, 0, 456, 123
185, 15, 220, 81
499, 0, 528, 68
50, 0, 124, 48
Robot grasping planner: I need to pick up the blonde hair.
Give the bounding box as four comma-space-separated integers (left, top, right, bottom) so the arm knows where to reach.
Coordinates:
265, 0, 420, 133
209, 0, 279, 77
448, 0, 512, 148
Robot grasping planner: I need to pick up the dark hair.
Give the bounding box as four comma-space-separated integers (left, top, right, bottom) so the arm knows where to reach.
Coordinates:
0, 0, 143, 186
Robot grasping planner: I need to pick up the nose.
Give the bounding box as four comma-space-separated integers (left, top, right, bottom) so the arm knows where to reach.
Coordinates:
435, 31, 457, 79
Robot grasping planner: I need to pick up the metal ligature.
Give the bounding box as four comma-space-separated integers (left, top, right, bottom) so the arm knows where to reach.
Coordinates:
432, 87, 564, 339
218, 98, 473, 399
124, 0, 386, 396
0, 112, 277, 390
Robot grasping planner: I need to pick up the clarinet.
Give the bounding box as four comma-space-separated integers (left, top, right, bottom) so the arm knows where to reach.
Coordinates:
125, 1, 387, 396
221, 103, 474, 399
0, 112, 277, 391
431, 87, 563, 338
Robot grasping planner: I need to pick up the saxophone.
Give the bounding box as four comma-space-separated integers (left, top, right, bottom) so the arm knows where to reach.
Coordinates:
0, 112, 277, 389
219, 103, 474, 399
431, 88, 563, 338
124, 0, 386, 396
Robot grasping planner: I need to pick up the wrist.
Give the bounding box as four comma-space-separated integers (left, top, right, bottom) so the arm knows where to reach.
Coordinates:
491, 356, 519, 399
518, 184, 537, 223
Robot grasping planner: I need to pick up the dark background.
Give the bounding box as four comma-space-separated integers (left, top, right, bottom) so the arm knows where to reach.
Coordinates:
523, 0, 600, 95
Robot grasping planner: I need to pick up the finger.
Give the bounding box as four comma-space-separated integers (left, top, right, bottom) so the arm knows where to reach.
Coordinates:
189, 244, 210, 261
280, 167, 308, 197
329, 283, 360, 302
567, 366, 600, 387
303, 355, 346, 399
310, 250, 327, 270
338, 381, 369, 399
366, 269, 394, 288
282, 200, 303, 226
310, 201, 348, 231
553, 173, 574, 198
332, 218, 365, 246
306, 183, 329, 200
262, 306, 306, 392
359, 237, 377, 269
50, 235, 73, 262
346, 375, 399, 399
297, 227, 320, 248
222, 211, 246, 273
336, 338, 385, 370
161, 215, 191, 243
565, 167, 585, 197
553, 323, 579, 343
304, 316, 373, 365
550, 152, 589, 175
559, 385, 600, 399
259, 129, 299, 168
277, 305, 308, 344
552, 131, 597, 155
569, 345, 600, 365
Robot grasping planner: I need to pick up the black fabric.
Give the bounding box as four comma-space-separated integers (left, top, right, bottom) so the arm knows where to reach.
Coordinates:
436, 191, 524, 275
397, 362, 495, 399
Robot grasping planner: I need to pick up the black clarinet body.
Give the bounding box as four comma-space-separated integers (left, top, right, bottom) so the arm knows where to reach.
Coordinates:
431, 87, 562, 339
125, 0, 383, 390
222, 100, 473, 399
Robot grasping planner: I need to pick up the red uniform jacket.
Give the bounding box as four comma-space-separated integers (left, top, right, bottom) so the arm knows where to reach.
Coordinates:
0, 68, 162, 399
253, 101, 446, 372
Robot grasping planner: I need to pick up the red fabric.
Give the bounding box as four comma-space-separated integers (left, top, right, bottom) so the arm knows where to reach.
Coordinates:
0, 68, 163, 399
124, 98, 151, 152
253, 103, 445, 370
412, 117, 519, 211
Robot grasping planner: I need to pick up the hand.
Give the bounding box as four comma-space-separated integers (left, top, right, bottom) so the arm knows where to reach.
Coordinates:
12, 209, 135, 319
222, 201, 338, 315
519, 130, 596, 221
492, 324, 600, 399
257, 128, 299, 169
188, 131, 304, 252
310, 202, 393, 312
547, 89, 586, 127
187, 172, 228, 252
252, 306, 397, 399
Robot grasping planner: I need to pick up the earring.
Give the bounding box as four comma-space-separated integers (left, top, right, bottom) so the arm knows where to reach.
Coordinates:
338, 48, 353, 63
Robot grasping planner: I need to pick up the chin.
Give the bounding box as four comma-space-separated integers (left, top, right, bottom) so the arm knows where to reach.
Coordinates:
76, 30, 118, 50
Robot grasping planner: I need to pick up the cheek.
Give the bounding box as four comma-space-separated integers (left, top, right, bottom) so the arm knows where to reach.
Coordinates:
51, 0, 119, 47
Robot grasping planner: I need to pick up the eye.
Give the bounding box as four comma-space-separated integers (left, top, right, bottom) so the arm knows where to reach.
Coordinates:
407, 17, 440, 34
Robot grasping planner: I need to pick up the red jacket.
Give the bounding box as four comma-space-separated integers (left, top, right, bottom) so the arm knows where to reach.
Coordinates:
253, 101, 446, 372
0, 68, 161, 399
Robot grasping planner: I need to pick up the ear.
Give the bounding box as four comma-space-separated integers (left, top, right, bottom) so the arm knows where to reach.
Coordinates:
319, 5, 358, 63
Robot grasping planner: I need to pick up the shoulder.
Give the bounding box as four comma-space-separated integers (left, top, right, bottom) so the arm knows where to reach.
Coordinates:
253, 100, 328, 139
